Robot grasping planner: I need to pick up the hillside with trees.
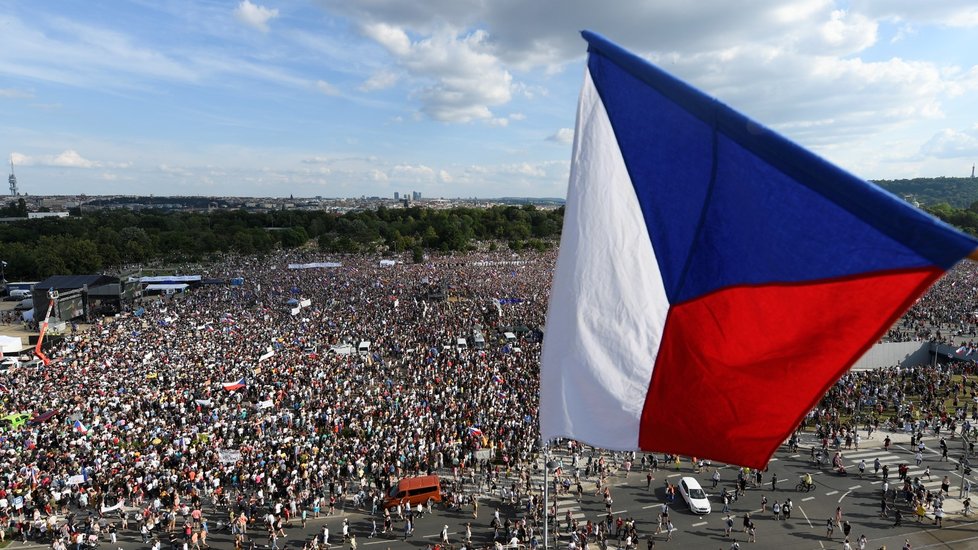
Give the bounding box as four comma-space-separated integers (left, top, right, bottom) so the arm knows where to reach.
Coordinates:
875, 176, 978, 208
0, 204, 563, 280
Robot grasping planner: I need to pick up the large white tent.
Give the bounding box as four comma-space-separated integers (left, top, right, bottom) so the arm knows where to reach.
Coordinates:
0, 335, 25, 354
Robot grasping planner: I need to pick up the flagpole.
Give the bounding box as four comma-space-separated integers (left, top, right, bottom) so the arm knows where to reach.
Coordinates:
543, 441, 550, 550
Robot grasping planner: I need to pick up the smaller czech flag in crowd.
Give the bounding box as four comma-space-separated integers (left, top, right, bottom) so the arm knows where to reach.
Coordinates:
467, 426, 483, 437
73, 420, 88, 435
222, 378, 246, 392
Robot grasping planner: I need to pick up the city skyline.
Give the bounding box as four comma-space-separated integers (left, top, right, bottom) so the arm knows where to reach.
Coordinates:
1, 1, 977, 198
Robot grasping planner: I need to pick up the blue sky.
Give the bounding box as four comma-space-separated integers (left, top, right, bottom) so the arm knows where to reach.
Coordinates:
1, 1, 977, 198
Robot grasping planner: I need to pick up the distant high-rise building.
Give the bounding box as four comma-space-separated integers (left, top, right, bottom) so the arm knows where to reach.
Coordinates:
412, 191, 421, 201
394, 192, 399, 200
8, 157, 17, 196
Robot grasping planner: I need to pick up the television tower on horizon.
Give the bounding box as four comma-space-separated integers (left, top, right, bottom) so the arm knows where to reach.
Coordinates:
8, 157, 17, 196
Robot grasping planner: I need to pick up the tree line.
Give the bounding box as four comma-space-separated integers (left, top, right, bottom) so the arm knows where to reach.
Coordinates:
0, 204, 563, 280
875, 177, 978, 209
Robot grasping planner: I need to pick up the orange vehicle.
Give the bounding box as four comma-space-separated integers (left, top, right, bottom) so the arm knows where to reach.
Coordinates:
384, 475, 443, 509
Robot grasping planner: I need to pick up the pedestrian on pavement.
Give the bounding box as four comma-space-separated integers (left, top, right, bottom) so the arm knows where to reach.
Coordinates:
835, 506, 844, 527
747, 522, 755, 543
826, 518, 835, 538
783, 498, 793, 520
761, 495, 768, 513
713, 469, 721, 489
772, 473, 778, 491
857, 534, 867, 550
843, 520, 852, 538
843, 538, 852, 550
772, 501, 781, 520
724, 515, 734, 537
893, 507, 902, 527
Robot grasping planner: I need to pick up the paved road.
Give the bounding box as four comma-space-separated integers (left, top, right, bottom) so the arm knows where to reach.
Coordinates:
6, 429, 977, 550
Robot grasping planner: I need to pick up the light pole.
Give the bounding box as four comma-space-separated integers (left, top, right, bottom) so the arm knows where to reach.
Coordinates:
542, 443, 557, 550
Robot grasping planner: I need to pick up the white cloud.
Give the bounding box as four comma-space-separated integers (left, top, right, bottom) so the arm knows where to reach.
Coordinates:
547, 128, 574, 145
11, 149, 102, 168
0, 88, 34, 99
234, 1, 279, 33
392, 164, 436, 179
315, 80, 341, 96
509, 113, 526, 121
361, 24, 512, 123
848, 1, 978, 29
817, 10, 877, 53
919, 129, 978, 159
438, 169, 452, 182
359, 70, 399, 92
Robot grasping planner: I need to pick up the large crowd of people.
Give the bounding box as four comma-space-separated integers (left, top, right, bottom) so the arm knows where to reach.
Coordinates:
3, 249, 978, 550
886, 261, 978, 344
0, 249, 555, 549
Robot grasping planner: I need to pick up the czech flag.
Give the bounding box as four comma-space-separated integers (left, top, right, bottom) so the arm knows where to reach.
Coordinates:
540, 31, 978, 469
73, 420, 88, 435
222, 378, 246, 392
467, 426, 483, 437
492, 374, 505, 385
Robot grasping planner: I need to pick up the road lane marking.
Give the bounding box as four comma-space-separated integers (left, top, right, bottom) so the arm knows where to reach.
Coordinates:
825, 491, 839, 496
838, 491, 851, 503
848, 485, 862, 490
802, 497, 815, 502
798, 505, 814, 528
692, 521, 708, 527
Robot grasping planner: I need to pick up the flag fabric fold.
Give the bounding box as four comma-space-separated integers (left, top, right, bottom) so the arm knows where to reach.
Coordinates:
222, 378, 246, 392
73, 420, 88, 435
539, 30, 978, 469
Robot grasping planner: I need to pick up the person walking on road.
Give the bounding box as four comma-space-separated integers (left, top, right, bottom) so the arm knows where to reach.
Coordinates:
826, 518, 835, 538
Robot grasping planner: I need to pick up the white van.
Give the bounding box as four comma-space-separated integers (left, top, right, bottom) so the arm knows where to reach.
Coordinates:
357, 341, 372, 355
472, 330, 486, 350
503, 332, 517, 344
456, 338, 467, 351
8, 289, 31, 300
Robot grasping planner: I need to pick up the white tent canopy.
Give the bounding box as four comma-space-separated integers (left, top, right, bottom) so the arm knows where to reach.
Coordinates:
0, 335, 25, 354
145, 283, 189, 292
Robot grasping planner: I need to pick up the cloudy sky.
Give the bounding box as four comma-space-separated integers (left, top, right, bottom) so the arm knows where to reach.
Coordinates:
1, 1, 977, 198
